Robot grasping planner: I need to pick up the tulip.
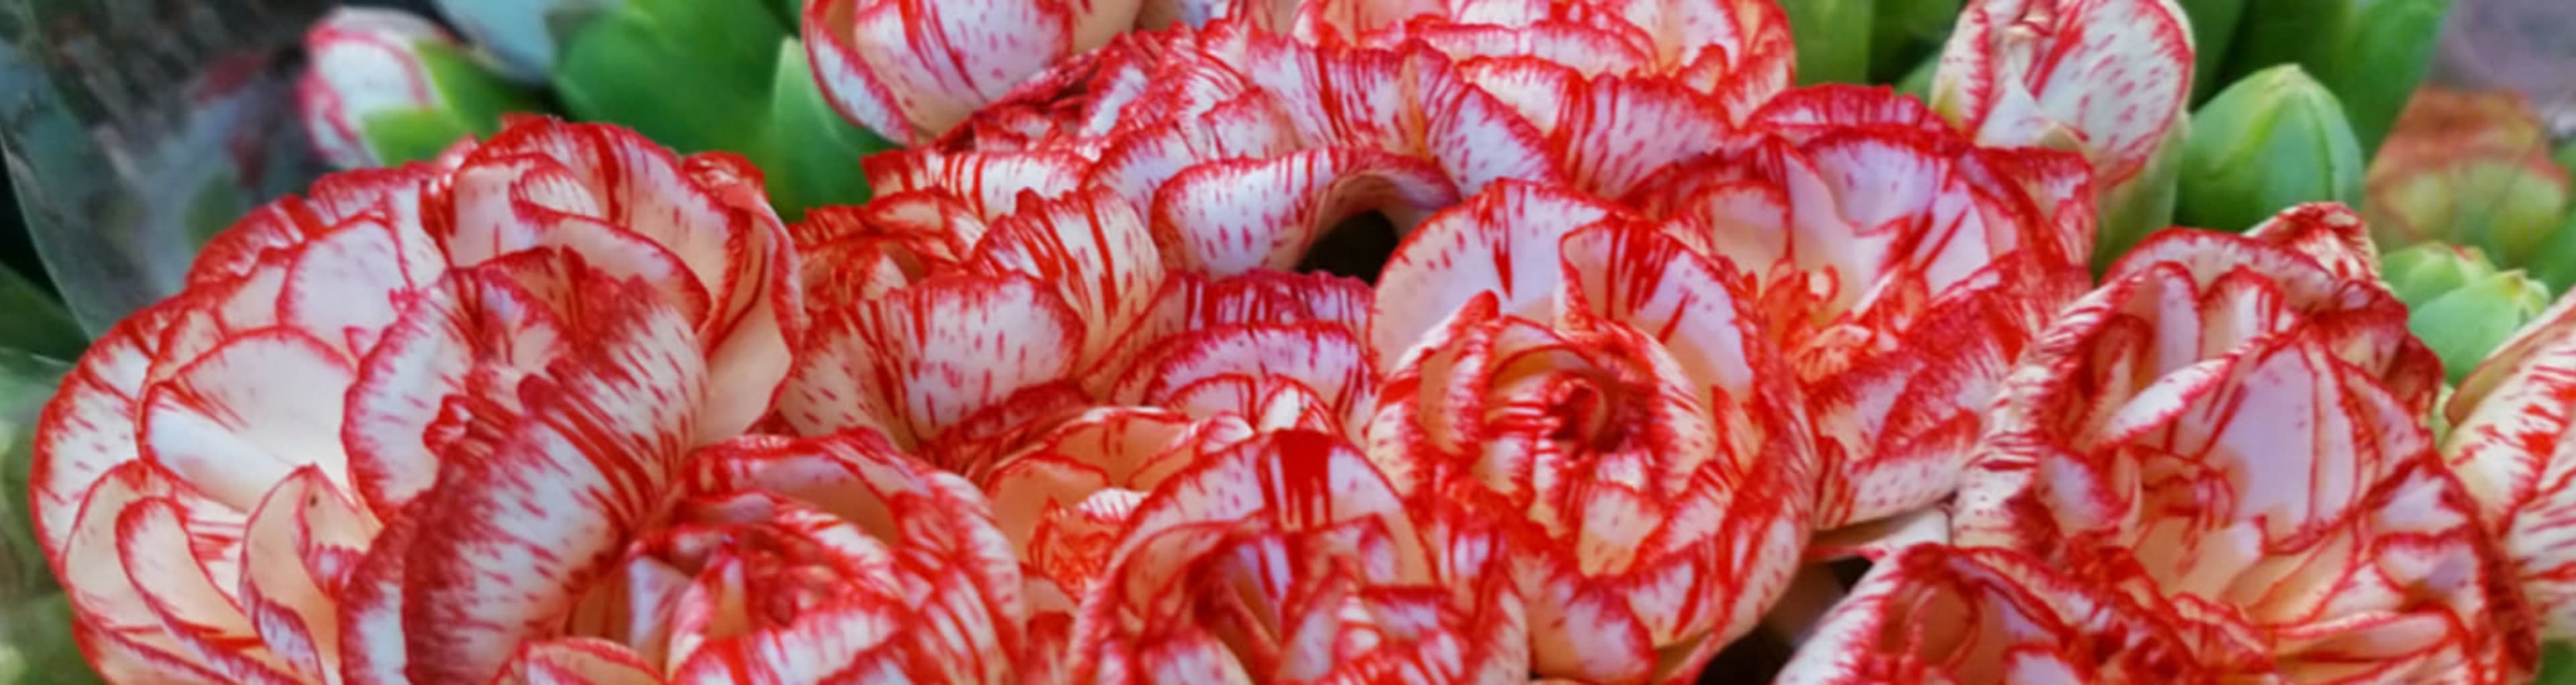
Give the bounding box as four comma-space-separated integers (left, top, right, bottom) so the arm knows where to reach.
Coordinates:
2174, 64, 2365, 233
1947, 205, 2535, 681
2442, 293, 2576, 641
1627, 85, 2098, 545
2364, 89, 2575, 271
28, 118, 801, 682
513, 429, 1030, 682
806, 0, 1151, 145
2226, 0, 2454, 154
2381, 242, 2555, 384
1778, 545, 2269, 682
296, 7, 543, 169
1061, 431, 1529, 684
1930, 0, 2196, 269
1291, 0, 1799, 122
1366, 182, 1818, 684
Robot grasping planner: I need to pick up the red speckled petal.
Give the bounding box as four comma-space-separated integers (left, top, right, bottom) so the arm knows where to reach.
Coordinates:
500, 638, 664, 685
782, 274, 1083, 448
1371, 181, 1631, 368
967, 188, 1169, 373
380, 275, 707, 683
1458, 59, 1733, 198
1151, 147, 1460, 276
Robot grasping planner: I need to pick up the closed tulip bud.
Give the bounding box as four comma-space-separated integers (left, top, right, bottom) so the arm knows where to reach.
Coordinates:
1781, 0, 1873, 84
2381, 242, 2555, 384
2176, 64, 2365, 232
2228, 0, 2455, 154
296, 7, 544, 169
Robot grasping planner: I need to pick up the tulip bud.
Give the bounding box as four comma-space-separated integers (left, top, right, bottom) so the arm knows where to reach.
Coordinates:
2176, 65, 2364, 232
1781, 0, 1872, 85
2227, 0, 2455, 154
297, 7, 544, 170
548, 0, 792, 155
2381, 242, 2555, 384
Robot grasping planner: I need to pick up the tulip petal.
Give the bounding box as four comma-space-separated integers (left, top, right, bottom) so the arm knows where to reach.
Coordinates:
1457, 58, 1733, 197
1556, 222, 1760, 399
967, 188, 1168, 372
782, 274, 1083, 449
1152, 148, 1460, 276
1242, 38, 1562, 195
239, 468, 379, 680
140, 327, 357, 513
1776, 545, 2240, 683
389, 276, 706, 682
502, 638, 663, 685
862, 150, 1093, 221
34, 303, 184, 559
2446, 295, 2576, 637
1372, 181, 1630, 367
2240, 202, 2379, 282
1114, 323, 1374, 421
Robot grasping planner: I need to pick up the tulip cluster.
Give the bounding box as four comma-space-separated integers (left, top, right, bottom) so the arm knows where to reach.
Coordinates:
22, 0, 2576, 683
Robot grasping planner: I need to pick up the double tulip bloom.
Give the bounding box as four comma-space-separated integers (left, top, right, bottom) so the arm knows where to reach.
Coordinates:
36, 0, 2569, 683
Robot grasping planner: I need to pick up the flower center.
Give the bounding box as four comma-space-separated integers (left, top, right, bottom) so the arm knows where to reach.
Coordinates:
1295, 211, 1403, 284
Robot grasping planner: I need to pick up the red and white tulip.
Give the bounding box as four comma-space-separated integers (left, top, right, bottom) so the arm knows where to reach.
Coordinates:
30, 118, 799, 683
1293, 0, 1798, 122
2442, 291, 2576, 640
1366, 182, 1817, 684
500, 429, 1029, 683
1776, 544, 2272, 683
1625, 84, 2098, 543
1945, 205, 2536, 682
1929, 0, 2194, 260
1061, 430, 1528, 684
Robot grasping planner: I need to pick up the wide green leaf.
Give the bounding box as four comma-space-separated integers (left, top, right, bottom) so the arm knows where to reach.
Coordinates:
759, 39, 894, 222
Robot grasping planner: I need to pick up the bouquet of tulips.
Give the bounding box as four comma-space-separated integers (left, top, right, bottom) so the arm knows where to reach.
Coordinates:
5, 0, 2576, 682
